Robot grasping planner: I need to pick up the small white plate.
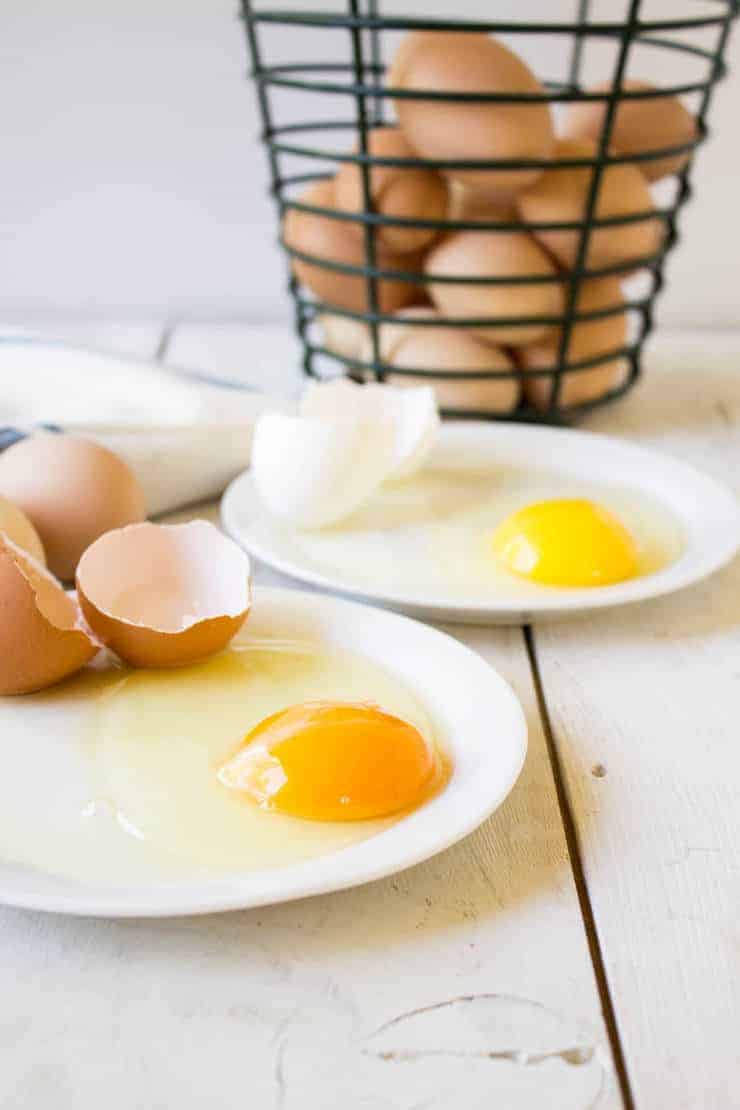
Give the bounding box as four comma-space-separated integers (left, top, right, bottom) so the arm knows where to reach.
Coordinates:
0, 587, 526, 918
222, 422, 740, 624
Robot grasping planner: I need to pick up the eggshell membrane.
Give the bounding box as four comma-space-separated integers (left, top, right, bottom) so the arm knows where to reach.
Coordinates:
362, 309, 520, 414
563, 80, 697, 183
425, 227, 564, 345
301, 377, 439, 482
76, 521, 251, 669
0, 435, 146, 581
0, 496, 45, 564
283, 179, 423, 313
520, 276, 628, 409
251, 409, 396, 530
334, 127, 448, 253
517, 138, 663, 270
0, 534, 97, 695
389, 32, 554, 198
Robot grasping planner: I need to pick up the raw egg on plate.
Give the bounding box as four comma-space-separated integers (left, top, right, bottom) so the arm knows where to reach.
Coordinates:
274, 459, 684, 604
0, 638, 446, 882
219, 701, 439, 821
491, 498, 639, 587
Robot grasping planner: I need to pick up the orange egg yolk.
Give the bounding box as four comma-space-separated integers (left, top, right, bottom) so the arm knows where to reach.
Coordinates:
218, 701, 438, 821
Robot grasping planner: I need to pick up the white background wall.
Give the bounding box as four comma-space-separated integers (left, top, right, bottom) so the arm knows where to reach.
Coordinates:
1, 0, 738, 329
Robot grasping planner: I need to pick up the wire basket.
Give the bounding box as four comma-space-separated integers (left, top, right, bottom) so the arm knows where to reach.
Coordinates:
240, 1, 737, 422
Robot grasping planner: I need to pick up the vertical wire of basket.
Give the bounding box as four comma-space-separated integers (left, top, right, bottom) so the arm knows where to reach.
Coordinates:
240, 1, 738, 423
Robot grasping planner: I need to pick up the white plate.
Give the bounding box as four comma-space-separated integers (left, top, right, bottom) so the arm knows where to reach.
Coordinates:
0, 587, 526, 918
222, 422, 740, 624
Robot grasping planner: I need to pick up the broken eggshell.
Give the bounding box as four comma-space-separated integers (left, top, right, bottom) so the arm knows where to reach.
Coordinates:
0, 534, 97, 695
251, 406, 396, 531
76, 521, 251, 668
300, 377, 439, 483
0, 496, 46, 565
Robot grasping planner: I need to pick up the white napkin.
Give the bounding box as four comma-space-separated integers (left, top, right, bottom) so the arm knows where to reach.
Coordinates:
0, 336, 297, 515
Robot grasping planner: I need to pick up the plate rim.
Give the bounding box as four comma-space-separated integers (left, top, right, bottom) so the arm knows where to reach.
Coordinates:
0, 585, 527, 918
221, 421, 740, 622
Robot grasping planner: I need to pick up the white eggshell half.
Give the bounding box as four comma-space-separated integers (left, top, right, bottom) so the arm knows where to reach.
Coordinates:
300, 377, 439, 483
250, 408, 396, 530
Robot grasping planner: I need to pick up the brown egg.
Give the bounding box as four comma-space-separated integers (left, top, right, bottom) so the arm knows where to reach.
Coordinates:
334, 127, 448, 253
388, 32, 554, 198
0, 496, 45, 564
520, 276, 628, 409
563, 80, 697, 182
425, 225, 564, 345
0, 435, 146, 581
318, 313, 369, 361
283, 179, 422, 313
77, 521, 251, 668
361, 308, 520, 413
517, 138, 663, 270
448, 182, 518, 225
0, 534, 97, 695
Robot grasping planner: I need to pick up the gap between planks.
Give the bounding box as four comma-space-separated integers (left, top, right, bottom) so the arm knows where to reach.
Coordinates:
524, 625, 636, 1110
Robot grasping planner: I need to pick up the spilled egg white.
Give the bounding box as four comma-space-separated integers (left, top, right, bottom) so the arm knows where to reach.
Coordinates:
0, 634, 438, 883
267, 456, 685, 605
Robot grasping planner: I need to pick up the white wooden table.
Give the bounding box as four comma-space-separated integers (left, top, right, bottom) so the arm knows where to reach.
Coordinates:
1, 323, 738, 1110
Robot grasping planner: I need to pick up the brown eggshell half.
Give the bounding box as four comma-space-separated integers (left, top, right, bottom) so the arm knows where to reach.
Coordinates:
0, 534, 97, 695
0, 496, 46, 564
76, 521, 252, 669
563, 80, 697, 183
283, 178, 423, 314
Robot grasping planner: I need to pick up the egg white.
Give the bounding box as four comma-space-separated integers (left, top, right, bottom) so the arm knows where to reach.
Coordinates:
0, 638, 436, 884
282, 455, 685, 602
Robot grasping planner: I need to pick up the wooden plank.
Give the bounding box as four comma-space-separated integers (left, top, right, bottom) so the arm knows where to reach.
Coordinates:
532, 331, 740, 1109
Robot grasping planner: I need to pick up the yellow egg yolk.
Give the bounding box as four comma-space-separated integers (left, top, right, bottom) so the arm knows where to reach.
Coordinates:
218, 701, 439, 822
491, 498, 639, 587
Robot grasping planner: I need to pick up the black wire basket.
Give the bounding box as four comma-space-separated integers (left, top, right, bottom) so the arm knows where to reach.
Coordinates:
240, 0, 737, 422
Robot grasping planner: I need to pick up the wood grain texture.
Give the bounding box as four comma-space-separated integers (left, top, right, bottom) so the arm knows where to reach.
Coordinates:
0, 321, 620, 1109
533, 332, 740, 1109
